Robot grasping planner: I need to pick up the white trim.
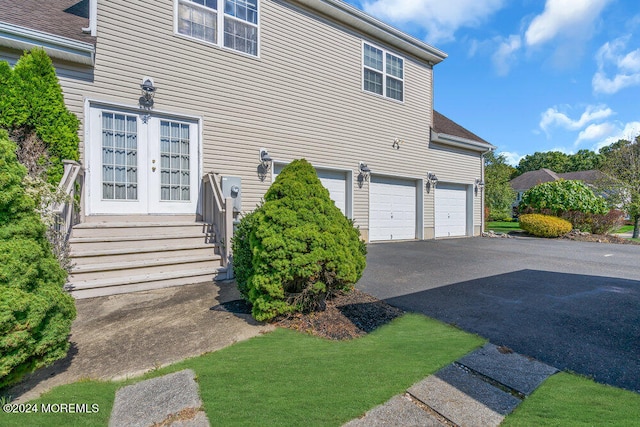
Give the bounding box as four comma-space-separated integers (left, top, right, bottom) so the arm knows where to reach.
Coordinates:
174, 0, 261, 58
295, 0, 446, 65
362, 41, 405, 103
431, 128, 496, 152
0, 22, 94, 65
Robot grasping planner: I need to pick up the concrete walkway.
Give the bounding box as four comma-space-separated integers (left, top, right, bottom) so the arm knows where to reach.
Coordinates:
8, 281, 273, 403
344, 343, 558, 426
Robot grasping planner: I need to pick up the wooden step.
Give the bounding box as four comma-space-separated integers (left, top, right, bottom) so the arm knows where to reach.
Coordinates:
66, 214, 225, 299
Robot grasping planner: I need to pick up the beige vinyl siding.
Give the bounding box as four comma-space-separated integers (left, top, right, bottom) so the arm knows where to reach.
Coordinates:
55, 0, 435, 233
425, 143, 483, 235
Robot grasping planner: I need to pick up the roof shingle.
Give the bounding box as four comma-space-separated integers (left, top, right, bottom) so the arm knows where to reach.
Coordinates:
0, 0, 95, 45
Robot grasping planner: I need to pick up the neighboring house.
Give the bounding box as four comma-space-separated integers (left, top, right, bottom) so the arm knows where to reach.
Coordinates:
0, 0, 494, 298
510, 168, 605, 206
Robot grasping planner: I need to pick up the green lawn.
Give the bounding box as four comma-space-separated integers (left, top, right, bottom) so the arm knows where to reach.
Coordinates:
614, 225, 635, 233
503, 372, 640, 426
3, 314, 639, 426
0, 314, 484, 427
487, 221, 523, 233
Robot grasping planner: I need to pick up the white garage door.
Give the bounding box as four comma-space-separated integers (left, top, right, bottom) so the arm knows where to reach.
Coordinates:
435, 183, 468, 238
273, 165, 347, 215
369, 176, 416, 241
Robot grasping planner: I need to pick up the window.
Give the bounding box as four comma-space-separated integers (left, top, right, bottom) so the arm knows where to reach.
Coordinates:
177, 0, 258, 56
363, 43, 404, 101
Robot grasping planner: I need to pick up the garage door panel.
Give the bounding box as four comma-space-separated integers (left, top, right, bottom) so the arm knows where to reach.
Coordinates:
370, 177, 417, 241
435, 183, 468, 238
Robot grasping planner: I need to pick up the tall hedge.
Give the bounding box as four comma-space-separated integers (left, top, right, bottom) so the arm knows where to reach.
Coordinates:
0, 131, 76, 388
1, 48, 80, 184
232, 159, 367, 321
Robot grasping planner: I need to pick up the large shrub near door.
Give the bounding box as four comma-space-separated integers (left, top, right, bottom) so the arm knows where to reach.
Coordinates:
232, 159, 366, 321
0, 131, 76, 388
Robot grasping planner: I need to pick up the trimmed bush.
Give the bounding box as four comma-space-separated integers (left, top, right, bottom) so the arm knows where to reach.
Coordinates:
232, 159, 367, 321
519, 214, 572, 238
1, 48, 80, 184
0, 131, 76, 388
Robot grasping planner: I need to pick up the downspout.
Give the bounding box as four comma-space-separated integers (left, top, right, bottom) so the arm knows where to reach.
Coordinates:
82, 0, 97, 36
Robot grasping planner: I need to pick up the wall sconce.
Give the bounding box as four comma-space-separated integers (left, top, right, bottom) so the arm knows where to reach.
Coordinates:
359, 162, 371, 179
475, 178, 485, 194
139, 77, 156, 110
358, 162, 371, 188
426, 172, 438, 192
139, 77, 156, 123
392, 137, 404, 150
259, 148, 272, 171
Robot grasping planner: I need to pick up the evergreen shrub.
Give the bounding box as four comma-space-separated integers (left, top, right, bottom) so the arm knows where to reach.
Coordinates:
519, 214, 572, 238
0, 131, 76, 388
232, 159, 367, 321
1, 48, 80, 184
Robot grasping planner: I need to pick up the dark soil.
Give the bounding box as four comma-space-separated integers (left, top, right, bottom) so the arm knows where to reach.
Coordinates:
273, 289, 404, 340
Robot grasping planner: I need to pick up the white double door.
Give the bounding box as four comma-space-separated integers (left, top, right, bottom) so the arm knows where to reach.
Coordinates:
88, 107, 199, 215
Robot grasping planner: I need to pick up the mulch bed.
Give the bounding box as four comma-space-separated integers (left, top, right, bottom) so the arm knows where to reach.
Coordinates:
561, 230, 640, 244
273, 289, 404, 340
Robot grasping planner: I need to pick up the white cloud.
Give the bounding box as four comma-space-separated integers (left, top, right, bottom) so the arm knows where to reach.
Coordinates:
593, 37, 640, 94
492, 35, 522, 75
539, 105, 614, 133
592, 121, 640, 151
362, 0, 505, 43
524, 0, 611, 47
575, 122, 617, 144
499, 151, 524, 166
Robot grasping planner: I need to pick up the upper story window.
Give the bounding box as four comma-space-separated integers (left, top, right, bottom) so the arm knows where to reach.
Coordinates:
363, 43, 404, 102
177, 0, 258, 56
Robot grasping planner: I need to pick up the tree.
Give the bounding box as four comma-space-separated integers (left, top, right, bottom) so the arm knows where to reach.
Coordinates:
520, 180, 608, 216
599, 137, 640, 238
1, 48, 80, 184
484, 151, 516, 220
568, 149, 604, 172
232, 159, 367, 321
516, 151, 570, 176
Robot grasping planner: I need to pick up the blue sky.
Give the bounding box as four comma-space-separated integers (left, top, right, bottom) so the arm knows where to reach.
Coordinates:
346, 0, 640, 165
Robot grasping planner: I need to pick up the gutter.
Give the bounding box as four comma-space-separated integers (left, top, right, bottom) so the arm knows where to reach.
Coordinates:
294, 0, 447, 65
0, 22, 95, 66
431, 128, 496, 152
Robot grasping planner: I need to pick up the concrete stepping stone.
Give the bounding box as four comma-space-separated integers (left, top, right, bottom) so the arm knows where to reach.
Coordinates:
456, 343, 558, 396
408, 364, 521, 427
109, 369, 209, 427
343, 395, 443, 427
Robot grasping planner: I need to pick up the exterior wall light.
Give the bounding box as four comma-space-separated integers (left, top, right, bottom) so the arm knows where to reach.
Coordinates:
358, 162, 371, 188
259, 148, 272, 171
475, 178, 485, 194
139, 77, 156, 110
426, 172, 438, 192
392, 137, 404, 150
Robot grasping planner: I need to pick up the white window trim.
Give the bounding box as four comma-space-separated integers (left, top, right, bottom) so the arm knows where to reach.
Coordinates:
174, 0, 260, 58
362, 41, 405, 103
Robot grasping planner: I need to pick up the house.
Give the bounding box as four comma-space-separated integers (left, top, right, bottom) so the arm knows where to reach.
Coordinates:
0, 0, 494, 298
510, 168, 605, 205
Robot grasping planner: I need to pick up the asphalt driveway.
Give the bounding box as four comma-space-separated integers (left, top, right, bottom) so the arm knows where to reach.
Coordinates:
357, 237, 640, 393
